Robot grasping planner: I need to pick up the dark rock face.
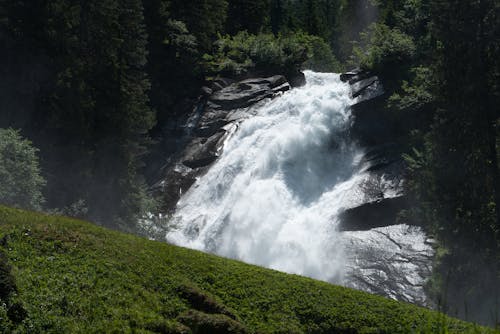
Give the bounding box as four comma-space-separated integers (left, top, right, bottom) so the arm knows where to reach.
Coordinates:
350, 76, 380, 99
287, 70, 306, 87
153, 75, 292, 211
340, 68, 375, 85
350, 95, 397, 147
338, 196, 409, 232
339, 69, 435, 307
362, 143, 402, 172
340, 70, 361, 82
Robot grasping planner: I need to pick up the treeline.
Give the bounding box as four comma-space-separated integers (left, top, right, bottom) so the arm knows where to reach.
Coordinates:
355, 0, 500, 325
0, 0, 369, 230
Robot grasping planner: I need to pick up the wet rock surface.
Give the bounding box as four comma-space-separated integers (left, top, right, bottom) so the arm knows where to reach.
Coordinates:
155, 70, 435, 308
341, 224, 434, 306
338, 196, 409, 232
341, 69, 435, 306
153, 75, 291, 211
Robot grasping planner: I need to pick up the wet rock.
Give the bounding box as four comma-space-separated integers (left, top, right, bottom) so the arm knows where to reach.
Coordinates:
151, 165, 199, 212
209, 75, 288, 110
213, 77, 235, 89
362, 143, 403, 172
210, 81, 225, 92
350, 76, 380, 99
183, 132, 226, 169
201, 86, 213, 97
340, 68, 374, 85
341, 224, 434, 306
155, 75, 293, 211
338, 196, 409, 232
242, 75, 287, 88
350, 94, 396, 147
288, 70, 306, 87
340, 69, 361, 82
273, 82, 291, 94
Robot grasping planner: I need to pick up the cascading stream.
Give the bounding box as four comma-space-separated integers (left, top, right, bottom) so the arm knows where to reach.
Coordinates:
167, 71, 374, 282
165, 71, 434, 305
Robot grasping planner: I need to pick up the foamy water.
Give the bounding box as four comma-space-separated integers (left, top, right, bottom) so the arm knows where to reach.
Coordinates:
167, 72, 374, 281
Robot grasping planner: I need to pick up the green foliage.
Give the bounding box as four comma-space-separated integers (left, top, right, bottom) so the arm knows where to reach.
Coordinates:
388, 66, 434, 112
0, 0, 352, 232
363, 0, 500, 325
0, 205, 494, 333
143, 0, 202, 127
270, 0, 346, 47
0, 129, 46, 211
0, 251, 16, 301
226, 0, 270, 34
178, 310, 248, 333
170, 0, 228, 51
1, 1, 156, 228
204, 31, 340, 77
301, 33, 344, 72
354, 23, 416, 76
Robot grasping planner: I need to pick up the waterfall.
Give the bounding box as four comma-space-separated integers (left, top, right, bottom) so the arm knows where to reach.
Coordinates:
166, 71, 433, 302
167, 71, 369, 281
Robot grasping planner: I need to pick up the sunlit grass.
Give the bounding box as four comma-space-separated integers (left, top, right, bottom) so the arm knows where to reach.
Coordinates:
0, 205, 497, 333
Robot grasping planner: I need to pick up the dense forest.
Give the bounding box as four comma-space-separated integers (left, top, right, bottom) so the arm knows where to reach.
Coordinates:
1, 0, 499, 327
0, 0, 360, 228
353, 0, 500, 324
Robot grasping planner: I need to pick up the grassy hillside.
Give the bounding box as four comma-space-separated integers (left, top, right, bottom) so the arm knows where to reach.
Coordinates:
0, 205, 496, 334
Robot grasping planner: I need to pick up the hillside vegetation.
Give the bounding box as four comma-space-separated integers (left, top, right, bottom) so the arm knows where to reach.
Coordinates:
0, 206, 495, 334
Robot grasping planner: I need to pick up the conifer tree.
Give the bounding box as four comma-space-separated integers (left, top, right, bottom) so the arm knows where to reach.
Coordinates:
226, 0, 270, 34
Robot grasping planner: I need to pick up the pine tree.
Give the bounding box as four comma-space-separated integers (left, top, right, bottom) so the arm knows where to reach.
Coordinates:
270, 0, 284, 34
226, 0, 270, 34
170, 0, 228, 51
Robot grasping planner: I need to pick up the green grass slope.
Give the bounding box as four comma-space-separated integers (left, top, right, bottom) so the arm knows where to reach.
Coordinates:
0, 205, 496, 334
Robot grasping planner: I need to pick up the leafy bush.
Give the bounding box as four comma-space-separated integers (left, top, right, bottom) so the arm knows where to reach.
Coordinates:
388, 66, 435, 112
0, 252, 16, 301
203, 31, 342, 77
353, 23, 416, 76
178, 310, 247, 334
0, 129, 45, 210
301, 34, 344, 72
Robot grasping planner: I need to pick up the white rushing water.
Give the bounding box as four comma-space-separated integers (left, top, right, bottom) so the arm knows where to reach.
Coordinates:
167, 71, 375, 282
165, 71, 434, 304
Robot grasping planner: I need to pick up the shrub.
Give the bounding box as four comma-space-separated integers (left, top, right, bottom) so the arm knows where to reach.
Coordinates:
388, 66, 435, 112
353, 23, 416, 76
203, 31, 341, 77
0, 251, 16, 301
0, 128, 46, 210
177, 310, 247, 334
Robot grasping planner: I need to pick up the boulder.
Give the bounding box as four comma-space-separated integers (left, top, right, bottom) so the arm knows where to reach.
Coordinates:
200, 86, 213, 97
350, 76, 380, 99
337, 196, 409, 232
210, 81, 225, 92
240, 75, 287, 88
152, 165, 198, 212
209, 75, 288, 110
340, 69, 362, 82
340, 69, 375, 85
287, 71, 306, 87
361, 143, 403, 172
350, 94, 396, 147
273, 82, 291, 94
182, 132, 226, 169
213, 77, 235, 88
